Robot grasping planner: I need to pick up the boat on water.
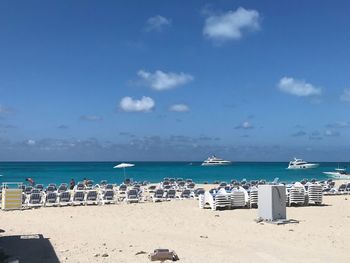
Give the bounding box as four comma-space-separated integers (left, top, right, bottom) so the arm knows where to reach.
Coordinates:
287, 158, 319, 169
323, 168, 350, 179
201, 155, 232, 166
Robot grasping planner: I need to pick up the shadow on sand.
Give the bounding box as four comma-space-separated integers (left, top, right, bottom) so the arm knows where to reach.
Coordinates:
0, 234, 59, 263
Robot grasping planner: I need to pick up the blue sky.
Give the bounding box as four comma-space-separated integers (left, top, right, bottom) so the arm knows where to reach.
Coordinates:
1, 0, 350, 161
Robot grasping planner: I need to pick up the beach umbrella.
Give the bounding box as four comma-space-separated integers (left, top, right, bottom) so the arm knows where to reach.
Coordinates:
113, 163, 135, 179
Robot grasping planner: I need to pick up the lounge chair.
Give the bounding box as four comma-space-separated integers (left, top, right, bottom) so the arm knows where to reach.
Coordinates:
118, 184, 127, 193
180, 189, 191, 199
32, 189, 41, 194
148, 185, 157, 193
307, 183, 323, 205
194, 188, 205, 198
72, 191, 86, 205
346, 183, 350, 192
35, 184, 44, 192
86, 180, 94, 189
338, 184, 346, 194
177, 181, 185, 191
186, 182, 195, 189
152, 189, 165, 202
24, 186, 33, 195
101, 190, 115, 204
165, 189, 176, 200
46, 185, 57, 193
85, 190, 98, 205
58, 184, 68, 193
75, 183, 84, 191
249, 186, 258, 208
100, 180, 108, 188
59, 191, 71, 206
126, 189, 140, 203
28, 192, 43, 207
45, 192, 58, 206
289, 182, 306, 206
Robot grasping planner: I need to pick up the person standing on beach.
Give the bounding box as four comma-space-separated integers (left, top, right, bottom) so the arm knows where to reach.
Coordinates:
70, 178, 75, 190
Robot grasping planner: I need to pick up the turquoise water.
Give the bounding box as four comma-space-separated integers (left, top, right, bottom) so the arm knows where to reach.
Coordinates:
0, 162, 348, 186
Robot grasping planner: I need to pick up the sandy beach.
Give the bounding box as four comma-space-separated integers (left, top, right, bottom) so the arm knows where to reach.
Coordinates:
1, 184, 350, 263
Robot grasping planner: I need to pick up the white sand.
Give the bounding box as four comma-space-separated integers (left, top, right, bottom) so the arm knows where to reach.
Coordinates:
1, 188, 350, 262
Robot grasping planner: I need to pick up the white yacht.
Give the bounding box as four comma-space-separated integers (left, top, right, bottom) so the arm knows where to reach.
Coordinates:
287, 158, 319, 169
323, 168, 350, 179
201, 155, 232, 166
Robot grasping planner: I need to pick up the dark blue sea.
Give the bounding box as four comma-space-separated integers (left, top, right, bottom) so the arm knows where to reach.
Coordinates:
0, 162, 349, 187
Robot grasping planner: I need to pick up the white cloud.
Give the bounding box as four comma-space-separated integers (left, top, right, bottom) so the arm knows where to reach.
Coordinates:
277, 77, 321, 97
119, 96, 155, 112
340, 88, 350, 102
26, 139, 36, 146
137, 70, 193, 91
80, 115, 103, 121
235, 121, 254, 129
145, 15, 171, 32
203, 7, 260, 42
324, 130, 340, 137
169, 104, 190, 112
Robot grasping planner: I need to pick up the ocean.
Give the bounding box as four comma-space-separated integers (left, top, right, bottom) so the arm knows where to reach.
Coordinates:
0, 162, 348, 186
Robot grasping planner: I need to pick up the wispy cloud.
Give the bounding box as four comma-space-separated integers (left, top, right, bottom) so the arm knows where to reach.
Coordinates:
203, 7, 260, 43
326, 121, 350, 128
137, 70, 193, 91
309, 131, 323, 140
169, 104, 190, 112
80, 115, 103, 121
145, 15, 171, 32
291, 130, 307, 137
57, 124, 69, 129
119, 96, 155, 112
235, 121, 254, 129
277, 77, 321, 97
0, 105, 15, 115
340, 88, 350, 102
0, 124, 16, 129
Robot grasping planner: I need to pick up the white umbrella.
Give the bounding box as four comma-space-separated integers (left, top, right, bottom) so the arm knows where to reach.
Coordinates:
113, 163, 135, 179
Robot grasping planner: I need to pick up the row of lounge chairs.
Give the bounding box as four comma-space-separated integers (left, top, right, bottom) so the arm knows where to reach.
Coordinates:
1, 178, 200, 209
199, 180, 327, 211
22, 189, 115, 207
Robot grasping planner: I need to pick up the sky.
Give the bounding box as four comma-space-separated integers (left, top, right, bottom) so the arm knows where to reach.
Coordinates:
1, 0, 350, 161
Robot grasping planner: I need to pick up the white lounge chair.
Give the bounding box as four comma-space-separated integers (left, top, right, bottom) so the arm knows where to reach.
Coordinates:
289, 182, 306, 206
125, 189, 140, 203
152, 189, 165, 202
72, 191, 86, 206
85, 190, 99, 205
27, 192, 44, 207
165, 189, 176, 200
101, 190, 115, 204
59, 191, 72, 206
45, 192, 58, 207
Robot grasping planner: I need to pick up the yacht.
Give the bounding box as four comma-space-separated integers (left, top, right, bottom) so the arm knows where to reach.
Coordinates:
287, 158, 319, 169
201, 155, 232, 166
323, 168, 350, 179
